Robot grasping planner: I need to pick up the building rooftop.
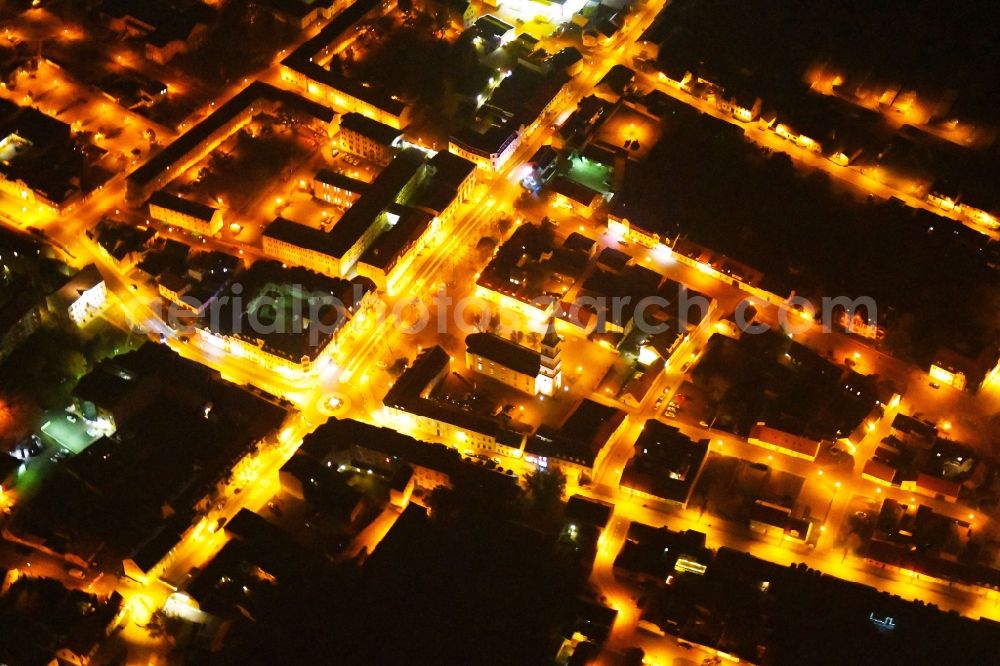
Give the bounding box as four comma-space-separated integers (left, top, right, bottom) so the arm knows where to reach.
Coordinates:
565, 495, 613, 530
327, 149, 426, 256
749, 423, 822, 459
383, 345, 451, 408
526, 399, 626, 468
263, 216, 334, 254
314, 168, 371, 194
621, 421, 708, 503
358, 204, 434, 273
427, 150, 476, 190
302, 418, 463, 476
450, 121, 520, 158
466, 332, 541, 377
128, 82, 333, 190
339, 112, 404, 146
551, 175, 603, 207
148, 191, 217, 221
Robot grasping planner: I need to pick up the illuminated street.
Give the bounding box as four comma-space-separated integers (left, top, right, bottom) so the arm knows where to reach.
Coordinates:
1, 0, 999, 663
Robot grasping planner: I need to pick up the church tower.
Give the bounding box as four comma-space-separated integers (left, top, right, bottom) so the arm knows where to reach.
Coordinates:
536, 319, 563, 396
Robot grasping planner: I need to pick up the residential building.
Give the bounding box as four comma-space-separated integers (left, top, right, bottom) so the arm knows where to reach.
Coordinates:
929, 347, 970, 390
382, 346, 528, 459
449, 122, 521, 172
524, 399, 627, 480
336, 112, 404, 165
0, 101, 81, 216
278, 0, 411, 128
147, 191, 223, 236
313, 168, 369, 207
263, 150, 428, 277
126, 82, 335, 205
748, 423, 821, 461
417, 150, 478, 226
52, 264, 108, 328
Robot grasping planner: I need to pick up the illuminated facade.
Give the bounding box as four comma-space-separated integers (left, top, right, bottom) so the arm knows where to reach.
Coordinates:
382, 346, 527, 460
449, 124, 521, 172
313, 168, 369, 207
148, 191, 223, 236
62, 266, 108, 327
929, 361, 966, 390
126, 82, 335, 205
498, 0, 588, 24
465, 324, 561, 396
278, 0, 410, 129
524, 400, 628, 482
607, 215, 661, 249
262, 218, 341, 277
264, 150, 429, 279
747, 423, 820, 461
336, 113, 404, 165
537, 321, 563, 396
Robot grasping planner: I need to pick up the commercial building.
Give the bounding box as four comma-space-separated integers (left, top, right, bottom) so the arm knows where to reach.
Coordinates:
197, 261, 379, 375
550, 175, 604, 217
614, 522, 710, 583
524, 399, 628, 480
299, 418, 509, 506
449, 122, 521, 172
356, 204, 436, 292
498, 0, 588, 24
749, 500, 812, 543
449, 65, 572, 173
929, 347, 971, 390
419, 150, 478, 225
